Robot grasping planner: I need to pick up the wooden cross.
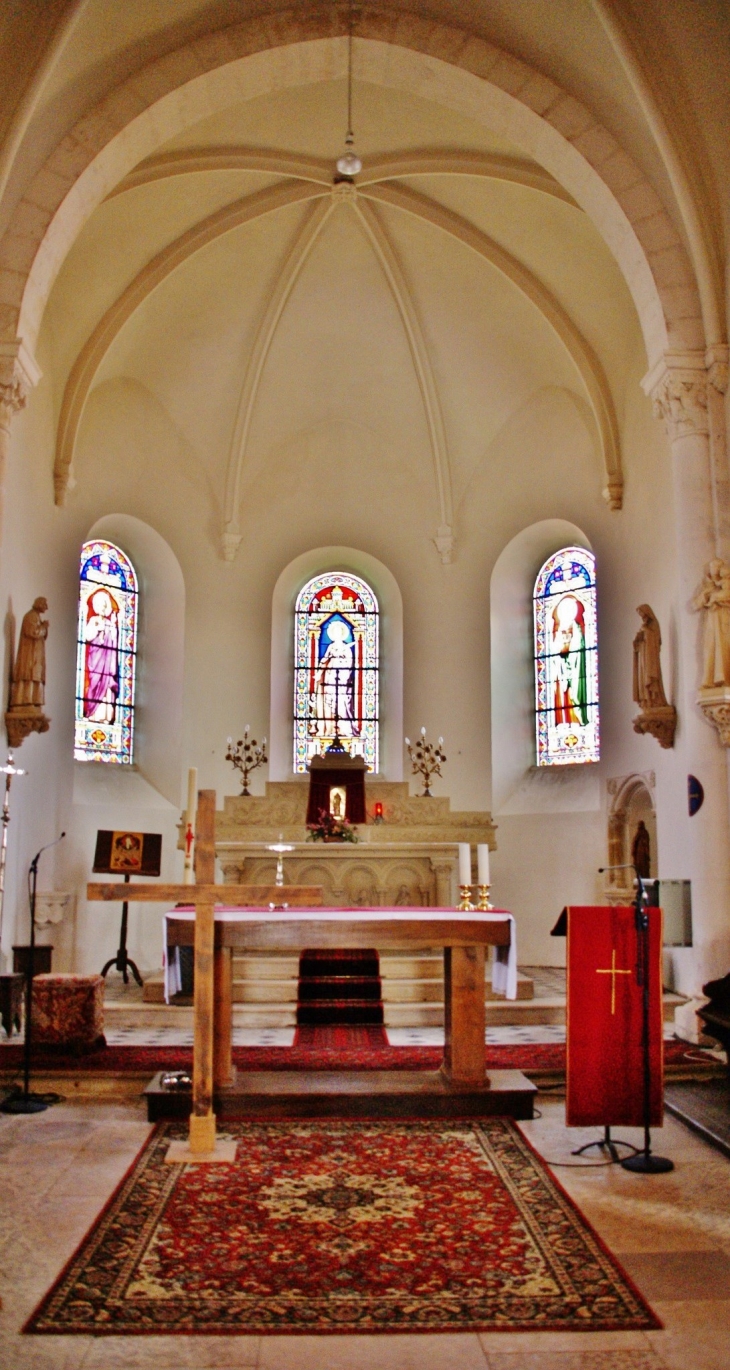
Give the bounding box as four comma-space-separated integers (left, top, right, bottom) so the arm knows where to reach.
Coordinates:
88, 790, 321, 1154
595, 948, 632, 1015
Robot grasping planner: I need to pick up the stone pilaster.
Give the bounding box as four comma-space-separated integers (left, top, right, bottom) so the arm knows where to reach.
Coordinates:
644, 350, 730, 985
0, 340, 41, 555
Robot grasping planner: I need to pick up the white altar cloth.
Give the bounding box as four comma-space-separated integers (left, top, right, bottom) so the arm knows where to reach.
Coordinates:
163, 906, 517, 1004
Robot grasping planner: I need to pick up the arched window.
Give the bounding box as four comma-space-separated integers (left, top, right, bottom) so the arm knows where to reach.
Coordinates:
293, 572, 379, 773
74, 539, 138, 764
533, 546, 599, 766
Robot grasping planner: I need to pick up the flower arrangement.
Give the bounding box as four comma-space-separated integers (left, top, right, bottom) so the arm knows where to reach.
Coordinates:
306, 808, 359, 843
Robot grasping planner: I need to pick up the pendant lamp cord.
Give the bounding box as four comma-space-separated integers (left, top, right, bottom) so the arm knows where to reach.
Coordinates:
346, 2, 354, 145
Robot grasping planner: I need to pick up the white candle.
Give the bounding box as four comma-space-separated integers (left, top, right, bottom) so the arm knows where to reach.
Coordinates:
478, 843, 490, 886
183, 767, 197, 885
458, 843, 471, 887
186, 767, 197, 823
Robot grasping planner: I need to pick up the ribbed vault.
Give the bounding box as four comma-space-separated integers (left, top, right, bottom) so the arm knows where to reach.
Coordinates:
53, 157, 624, 557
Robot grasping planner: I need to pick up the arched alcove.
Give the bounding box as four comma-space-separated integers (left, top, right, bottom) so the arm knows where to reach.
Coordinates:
490, 518, 599, 816
605, 772, 657, 902
270, 546, 403, 782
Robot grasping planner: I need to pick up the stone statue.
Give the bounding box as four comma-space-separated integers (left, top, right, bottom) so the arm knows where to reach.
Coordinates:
633, 605, 668, 710
693, 558, 730, 689
10, 597, 48, 708
631, 820, 651, 880
5, 597, 51, 747
632, 604, 676, 748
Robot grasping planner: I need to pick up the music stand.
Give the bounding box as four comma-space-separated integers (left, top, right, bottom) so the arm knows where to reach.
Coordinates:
94, 831, 161, 986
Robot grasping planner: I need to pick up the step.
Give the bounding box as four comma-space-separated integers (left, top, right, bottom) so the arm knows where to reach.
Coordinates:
297, 1002, 385, 1026
298, 977, 383, 1002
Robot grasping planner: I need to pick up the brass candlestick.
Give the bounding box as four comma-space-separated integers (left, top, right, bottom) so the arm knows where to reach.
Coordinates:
405, 727, 446, 797
457, 884, 475, 912
477, 884, 493, 911
226, 727, 267, 796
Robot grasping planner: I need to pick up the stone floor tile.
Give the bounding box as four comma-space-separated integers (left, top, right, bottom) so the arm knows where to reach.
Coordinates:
174, 1334, 262, 1367
81, 1334, 242, 1367
484, 1354, 666, 1370
257, 1331, 490, 1370
616, 1249, 730, 1300
0, 1330, 94, 1368
477, 1333, 652, 1353
645, 1299, 730, 1370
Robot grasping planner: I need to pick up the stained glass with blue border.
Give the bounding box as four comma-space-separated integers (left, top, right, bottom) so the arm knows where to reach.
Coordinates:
293, 573, 379, 773
74, 540, 138, 764
534, 546, 599, 766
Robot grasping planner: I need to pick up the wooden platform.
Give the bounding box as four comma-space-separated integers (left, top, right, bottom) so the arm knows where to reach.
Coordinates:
144, 1068, 536, 1122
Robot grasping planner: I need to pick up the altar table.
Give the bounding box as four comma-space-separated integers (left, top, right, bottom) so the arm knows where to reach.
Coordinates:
165, 906, 514, 1089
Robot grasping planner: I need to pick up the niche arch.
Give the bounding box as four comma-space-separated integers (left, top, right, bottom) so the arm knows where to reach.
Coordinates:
270, 546, 403, 782
79, 514, 185, 805
605, 772, 657, 903
491, 518, 599, 816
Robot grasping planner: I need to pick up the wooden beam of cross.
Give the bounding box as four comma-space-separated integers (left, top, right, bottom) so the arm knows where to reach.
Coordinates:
87, 790, 322, 1155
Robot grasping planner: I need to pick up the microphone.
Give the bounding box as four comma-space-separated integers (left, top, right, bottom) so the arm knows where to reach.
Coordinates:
29, 831, 66, 872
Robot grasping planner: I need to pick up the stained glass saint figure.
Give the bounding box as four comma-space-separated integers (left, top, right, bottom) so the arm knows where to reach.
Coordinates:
294, 573, 379, 773
74, 540, 138, 764
534, 547, 599, 766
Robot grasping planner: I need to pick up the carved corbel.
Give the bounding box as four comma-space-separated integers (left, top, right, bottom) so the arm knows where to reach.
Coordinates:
433, 524, 455, 565
632, 706, 677, 749
696, 687, 730, 747
643, 353, 709, 441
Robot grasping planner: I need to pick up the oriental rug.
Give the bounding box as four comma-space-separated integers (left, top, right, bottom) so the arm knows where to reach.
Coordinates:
25, 1118, 660, 1336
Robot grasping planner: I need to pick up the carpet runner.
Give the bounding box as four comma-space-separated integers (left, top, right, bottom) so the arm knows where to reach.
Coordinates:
0, 1037, 708, 1074
25, 1117, 660, 1336
296, 948, 385, 1027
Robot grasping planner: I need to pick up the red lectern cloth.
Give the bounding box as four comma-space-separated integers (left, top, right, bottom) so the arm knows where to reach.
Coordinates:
565, 905, 664, 1128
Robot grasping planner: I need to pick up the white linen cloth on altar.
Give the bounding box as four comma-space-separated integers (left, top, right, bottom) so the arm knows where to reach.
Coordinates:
163, 906, 517, 1003
491, 914, 517, 1000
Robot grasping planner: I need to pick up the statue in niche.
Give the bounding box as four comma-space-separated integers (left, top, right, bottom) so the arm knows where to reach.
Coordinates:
5, 597, 51, 747
394, 884, 412, 906
632, 604, 676, 748
693, 559, 730, 689
631, 820, 651, 880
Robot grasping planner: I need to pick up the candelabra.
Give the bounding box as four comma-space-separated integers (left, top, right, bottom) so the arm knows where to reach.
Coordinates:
405, 727, 446, 797
226, 728, 267, 796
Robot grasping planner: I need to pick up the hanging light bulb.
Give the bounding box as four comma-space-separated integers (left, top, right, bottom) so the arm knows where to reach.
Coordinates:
335, 7, 362, 180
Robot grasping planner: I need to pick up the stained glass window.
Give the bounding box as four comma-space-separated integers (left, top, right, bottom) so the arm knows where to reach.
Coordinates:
293, 573, 379, 773
534, 546, 599, 767
74, 540, 138, 764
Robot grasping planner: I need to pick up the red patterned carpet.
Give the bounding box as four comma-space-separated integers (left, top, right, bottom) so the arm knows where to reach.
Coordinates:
0, 1037, 705, 1074
25, 1118, 659, 1336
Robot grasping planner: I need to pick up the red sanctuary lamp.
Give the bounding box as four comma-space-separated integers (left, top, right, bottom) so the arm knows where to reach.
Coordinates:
373, 801, 384, 823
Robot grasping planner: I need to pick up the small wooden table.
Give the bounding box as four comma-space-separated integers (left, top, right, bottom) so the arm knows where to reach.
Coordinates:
165, 905, 513, 1088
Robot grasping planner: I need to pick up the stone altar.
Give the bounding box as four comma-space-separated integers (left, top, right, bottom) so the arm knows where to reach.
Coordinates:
210, 781, 497, 909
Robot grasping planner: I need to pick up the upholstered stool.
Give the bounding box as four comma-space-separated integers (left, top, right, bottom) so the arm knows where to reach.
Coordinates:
31, 973, 106, 1053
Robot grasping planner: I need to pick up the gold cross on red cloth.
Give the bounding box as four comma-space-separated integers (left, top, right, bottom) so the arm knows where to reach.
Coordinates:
595, 948, 632, 1014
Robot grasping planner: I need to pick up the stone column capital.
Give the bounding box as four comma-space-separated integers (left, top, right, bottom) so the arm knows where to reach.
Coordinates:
642, 351, 711, 441
706, 343, 729, 396
0, 338, 41, 427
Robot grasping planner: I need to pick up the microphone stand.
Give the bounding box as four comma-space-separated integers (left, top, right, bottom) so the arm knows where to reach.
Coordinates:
620, 868, 673, 1173
2, 833, 65, 1115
